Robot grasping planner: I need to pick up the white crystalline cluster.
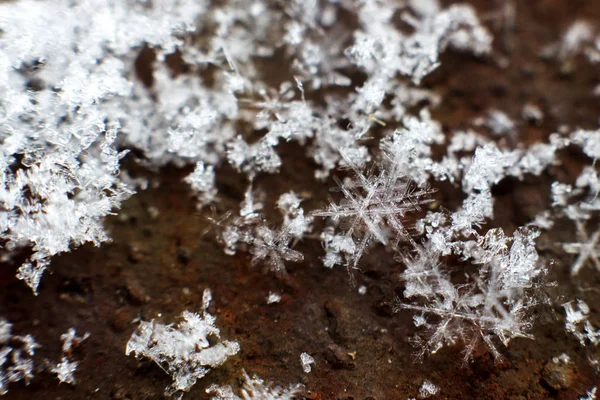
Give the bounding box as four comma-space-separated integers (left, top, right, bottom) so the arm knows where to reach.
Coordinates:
51, 328, 89, 385
212, 188, 311, 274
0, 0, 204, 293
581, 386, 598, 400
563, 300, 600, 347
314, 150, 435, 269
418, 380, 440, 398
0, 0, 496, 293
185, 163, 217, 208
1, 321, 87, 395
4, 0, 600, 379
0, 319, 37, 396
125, 289, 239, 396
300, 352, 315, 373
397, 227, 546, 362
207, 370, 301, 400
51, 357, 79, 386
267, 292, 282, 304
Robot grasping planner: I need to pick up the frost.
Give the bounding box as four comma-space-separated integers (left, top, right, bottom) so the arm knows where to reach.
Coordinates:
60, 329, 90, 355
310, 117, 371, 180
380, 111, 445, 186
572, 129, 600, 161
552, 183, 575, 207
277, 192, 313, 241
320, 228, 357, 269
51, 327, 89, 385
125, 289, 239, 396
210, 184, 310, 274
463, 144, 519, 194
227, 136, 282, 178
522, 103, 544, 124
348, 1, 491, 85
0, 0, 571, 378
552, 353, 571, 364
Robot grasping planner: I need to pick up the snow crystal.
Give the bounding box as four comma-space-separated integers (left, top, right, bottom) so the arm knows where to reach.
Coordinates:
125, 289, 239, 396
300, 352, 315, 373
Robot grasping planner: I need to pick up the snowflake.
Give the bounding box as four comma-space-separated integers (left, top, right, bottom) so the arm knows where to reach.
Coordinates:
581, 386, 598, 400
563, 218, 600, 276
266, 292, 281, 304
0, 0, 203, 292
397, 228, 545, 362
125, 289, 240, 396
51, 357, 79, 385
314, 152, 434, 269
418, 380, 440, 398
563, 300, 600, 346
300, 352, 314, 373
0, 319, 38, 395
207, 370, 301, 400
251, 226, 304, 274
185, 162, 217, 207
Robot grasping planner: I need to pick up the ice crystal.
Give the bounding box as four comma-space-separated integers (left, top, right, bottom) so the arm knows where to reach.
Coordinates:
418, 380, 440, 398
0, 0, 576, 380
207, 370, 301, 400
251, 226, 304, 275
125, 289, 240, 396
50, 327, 89, 386
380, 111, 445, 186
0, 320, 86, 394
397, 228, 545, 362
315, 153, 434, 269
482, 110, 516, 137
572, 129, 600, 161
185, 162, 217, 208
559, 21, 594, 60
0, 320, 37, 395
266, 292, 281, 304
563, 300, 600, 347
300, 352, 315, 373
51, 357, 79, 385
563, 217, 600, 276
60, 329, 90, 355
213, 185, 309, 274
277, 192, 313, 241
0, 0, 204, 292
522, 103, 544, 124
581, 386, 598, 400
227, 136, 282, 178
348, 1, 491, 86
320, 228, 357, 269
